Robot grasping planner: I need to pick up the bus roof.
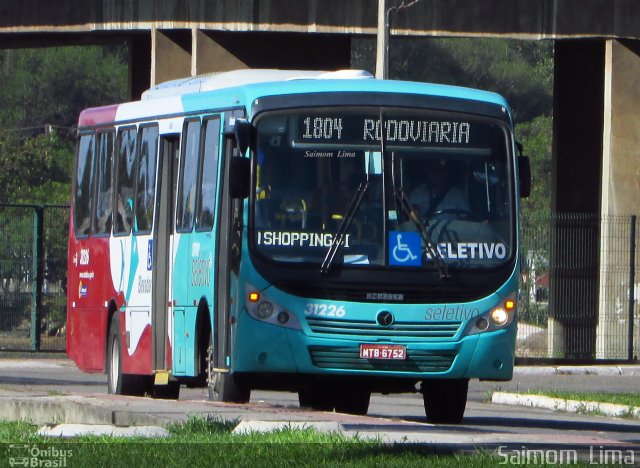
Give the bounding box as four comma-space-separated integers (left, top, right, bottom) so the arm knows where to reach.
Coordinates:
78, 69, 511, 128
141, 69, 374, 100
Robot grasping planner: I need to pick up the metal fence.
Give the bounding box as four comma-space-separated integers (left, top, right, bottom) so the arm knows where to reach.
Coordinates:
0, 204, 638, 362
0, 204, 68, 352
519, 213, 640, 362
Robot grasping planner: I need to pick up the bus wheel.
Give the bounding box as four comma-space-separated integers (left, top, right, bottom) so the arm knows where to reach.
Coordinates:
106, 315, 148, 396
298, 390, 335, 412
334, 391, 371, 415
206, 342, 250, 403
421, 378, 468, 424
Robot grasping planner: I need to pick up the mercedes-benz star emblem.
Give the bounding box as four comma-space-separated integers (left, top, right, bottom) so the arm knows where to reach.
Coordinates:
377, 311, 394, 327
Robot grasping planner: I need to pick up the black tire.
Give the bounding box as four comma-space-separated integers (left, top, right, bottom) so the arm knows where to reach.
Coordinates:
208, 371, 250, 403
298, 390, 335, 412
206, 336, 250, 403
106, 314, 149, 396
422, 378, 468, 424
334, 391, 371, 416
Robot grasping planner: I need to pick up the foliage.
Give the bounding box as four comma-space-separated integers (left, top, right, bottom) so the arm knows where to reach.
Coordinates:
518, 115, 553, 226
0, 46, 128, 205
0, 46, 127, 131
0, 130, 73, 204
353, 37, 553, 123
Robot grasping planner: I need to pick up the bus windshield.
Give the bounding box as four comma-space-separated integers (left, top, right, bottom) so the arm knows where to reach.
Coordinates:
252, 107, 513, 271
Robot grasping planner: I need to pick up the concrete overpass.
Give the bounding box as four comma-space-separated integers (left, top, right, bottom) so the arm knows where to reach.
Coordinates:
2, 0, 640, 359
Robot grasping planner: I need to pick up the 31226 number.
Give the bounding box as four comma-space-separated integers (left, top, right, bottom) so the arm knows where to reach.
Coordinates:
304, 303, 346, 317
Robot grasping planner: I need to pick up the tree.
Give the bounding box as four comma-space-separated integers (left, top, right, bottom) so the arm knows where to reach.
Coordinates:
0, 45, 127, 204
0, 46, 127, 131
353, 36, 553, 123
0, 130, 73, 204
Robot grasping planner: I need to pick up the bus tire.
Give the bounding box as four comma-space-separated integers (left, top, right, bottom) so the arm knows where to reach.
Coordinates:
206, 340, 250, 403
107, 314, 149, 396
334, 391, 371, 415
421, 378, 468, 424
207, 371, 250, 403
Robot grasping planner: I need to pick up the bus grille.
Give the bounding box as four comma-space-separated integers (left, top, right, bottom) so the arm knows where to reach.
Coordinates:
305, 318, 462, 339
308, 346, 456, 373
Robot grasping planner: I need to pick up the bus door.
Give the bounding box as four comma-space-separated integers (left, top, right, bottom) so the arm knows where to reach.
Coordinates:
152, 135, 179, 373
213, 112, 245, 372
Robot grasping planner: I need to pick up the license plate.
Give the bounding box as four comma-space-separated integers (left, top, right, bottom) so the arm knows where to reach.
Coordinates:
359, 344, 407, 360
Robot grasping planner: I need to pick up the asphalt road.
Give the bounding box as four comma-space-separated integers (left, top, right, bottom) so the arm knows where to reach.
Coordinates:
0, 358, 639, 457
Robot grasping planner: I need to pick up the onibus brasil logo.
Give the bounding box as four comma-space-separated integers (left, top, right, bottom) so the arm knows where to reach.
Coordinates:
8, 444, 73, 467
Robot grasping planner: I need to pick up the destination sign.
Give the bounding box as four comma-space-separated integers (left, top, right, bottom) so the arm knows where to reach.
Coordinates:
295, 114, 479, 147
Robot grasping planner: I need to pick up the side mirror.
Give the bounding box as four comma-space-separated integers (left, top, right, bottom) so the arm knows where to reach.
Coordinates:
517, 144, 531, 198
233, 118, 252, 156
229, 157, 250, 199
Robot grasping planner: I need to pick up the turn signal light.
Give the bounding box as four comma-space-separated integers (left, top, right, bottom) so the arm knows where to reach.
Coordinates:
249, 291, 260, 302
505, 299, 516, 311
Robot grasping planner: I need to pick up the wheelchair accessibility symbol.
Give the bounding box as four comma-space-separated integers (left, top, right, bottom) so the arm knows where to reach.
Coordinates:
389, 231, 421, 266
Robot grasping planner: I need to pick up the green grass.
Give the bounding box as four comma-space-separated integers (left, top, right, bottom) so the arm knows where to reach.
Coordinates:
522, 389, 640, 408
0, 417, 506, 468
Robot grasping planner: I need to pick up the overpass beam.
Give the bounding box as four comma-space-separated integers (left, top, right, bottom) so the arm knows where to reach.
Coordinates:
193, 30, 248, 75
192, 30, 351, 75
151, 28, 192, 87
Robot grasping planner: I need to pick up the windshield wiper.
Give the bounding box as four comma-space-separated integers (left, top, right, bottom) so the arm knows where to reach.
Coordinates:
395, 187, 450, 279
320, 180, 369, 275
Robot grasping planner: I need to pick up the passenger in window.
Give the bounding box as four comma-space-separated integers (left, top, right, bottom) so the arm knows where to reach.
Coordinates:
115, 192, 134, 233
95, 186, 113, 234
409, 160, 469, 221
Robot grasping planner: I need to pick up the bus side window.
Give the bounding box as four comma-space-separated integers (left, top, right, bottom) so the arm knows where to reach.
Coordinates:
177, 119, 201, 232
74, 134, 96, 237
196, 117, 220, 231
134, 125, 159, 234
114, 127, 137, 235
93, 131, 114, 235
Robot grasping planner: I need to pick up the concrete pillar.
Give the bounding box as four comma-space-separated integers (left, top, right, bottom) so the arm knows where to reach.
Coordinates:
597, 39, 640, 359
549, 40, 605, 359
151, 28, 192, 87
600, 40, 640, 216
547, 318, 565, 358
127, 33, 152, 100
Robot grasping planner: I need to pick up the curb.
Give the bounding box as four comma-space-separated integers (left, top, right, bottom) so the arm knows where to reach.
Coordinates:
38, 423, 170, 438
232, 420, 342, 435
0, 394, 180, 427
492, 391, 640, 419
513, 365, 640, 376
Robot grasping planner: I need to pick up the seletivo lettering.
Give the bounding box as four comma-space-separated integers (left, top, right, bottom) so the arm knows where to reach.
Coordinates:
425, 306, 480, 321
426, 242, 507, 260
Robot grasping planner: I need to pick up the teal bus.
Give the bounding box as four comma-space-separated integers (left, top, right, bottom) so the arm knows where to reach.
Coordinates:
67, 69, 530, 423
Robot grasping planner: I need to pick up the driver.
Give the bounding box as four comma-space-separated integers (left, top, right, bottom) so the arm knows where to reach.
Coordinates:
409, 159, 469, 221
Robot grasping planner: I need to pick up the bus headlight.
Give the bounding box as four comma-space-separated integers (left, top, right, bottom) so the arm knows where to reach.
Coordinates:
489, 307, 509, 326
245, 284, 302, 330
466, 296, 516, 335
256, 301, 274, 319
